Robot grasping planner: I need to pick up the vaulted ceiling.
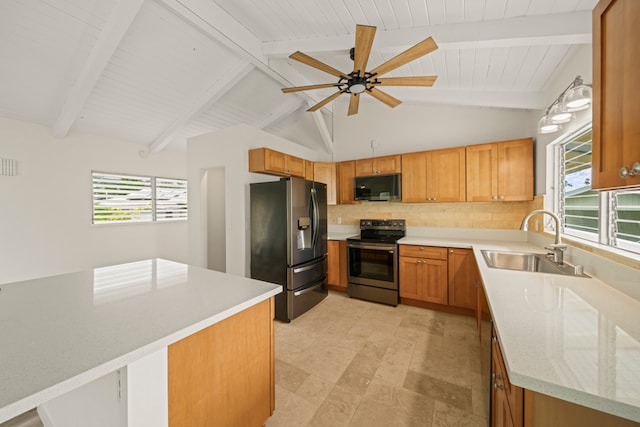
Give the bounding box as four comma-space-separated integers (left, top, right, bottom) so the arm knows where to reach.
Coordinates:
0, 0, 596, 154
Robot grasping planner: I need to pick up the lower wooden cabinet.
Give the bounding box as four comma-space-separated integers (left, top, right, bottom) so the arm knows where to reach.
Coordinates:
491, 326, 640, 427
447, 248, 479, 310
399, 245, 448, 304
327, 240, 347, 291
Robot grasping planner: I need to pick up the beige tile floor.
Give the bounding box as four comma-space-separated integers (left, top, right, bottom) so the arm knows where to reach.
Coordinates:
267, 291, 492, 427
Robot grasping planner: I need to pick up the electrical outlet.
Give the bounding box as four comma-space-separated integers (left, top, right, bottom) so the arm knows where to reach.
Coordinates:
337, 217, 342, 224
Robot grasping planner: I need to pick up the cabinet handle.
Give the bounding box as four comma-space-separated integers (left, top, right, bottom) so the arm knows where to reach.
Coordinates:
419, 247, 424, 251
492, 195, 498, 200
494, 383, 504, 390
620, 161, 640, 178
499, 195, 505, 200
449, 249, 454, 254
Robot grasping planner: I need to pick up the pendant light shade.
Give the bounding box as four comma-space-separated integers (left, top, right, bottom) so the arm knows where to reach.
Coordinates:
538, 115, 561, 134
548, 102, 573, 123
563, 84, 592, 111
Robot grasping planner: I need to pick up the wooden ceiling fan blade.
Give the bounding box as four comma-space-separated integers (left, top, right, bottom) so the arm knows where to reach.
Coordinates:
348, 93, 360, 116
367, 88, 402, 108
369, 37, 438, 77
353, 24, 376, 76
290, 51, 348, 79
307, 90, 345, 112
375, 76, 437, 87
281, 83, 340, 93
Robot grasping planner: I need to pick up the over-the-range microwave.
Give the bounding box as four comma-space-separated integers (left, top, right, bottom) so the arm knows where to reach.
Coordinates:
354, 173, 401, 201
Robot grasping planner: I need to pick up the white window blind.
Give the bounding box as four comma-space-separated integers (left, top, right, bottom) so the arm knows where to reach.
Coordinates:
92, 172, 187, 224
561, 130, 599, 242
156, 178, 188, 221
613, 189, 640, 252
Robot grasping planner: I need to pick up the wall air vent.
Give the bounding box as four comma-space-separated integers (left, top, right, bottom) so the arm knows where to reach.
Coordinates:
1, 157, 17, 176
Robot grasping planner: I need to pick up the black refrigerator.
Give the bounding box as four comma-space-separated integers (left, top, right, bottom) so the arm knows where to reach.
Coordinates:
250, 177, 328, 322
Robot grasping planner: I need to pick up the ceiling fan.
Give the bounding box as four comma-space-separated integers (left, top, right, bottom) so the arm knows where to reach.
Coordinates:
281, 24, 438, 116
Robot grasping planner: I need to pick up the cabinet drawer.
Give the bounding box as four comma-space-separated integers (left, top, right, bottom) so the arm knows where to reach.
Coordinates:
399, 245, 447, 260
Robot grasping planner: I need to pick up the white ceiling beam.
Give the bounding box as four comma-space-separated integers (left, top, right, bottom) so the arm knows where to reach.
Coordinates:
52, 0, 144, 138
377, 88, 548, 110
253, 99, 304, 130
309, 104, 334, 154
149, 61, 255, 153
263, 11, 592, 57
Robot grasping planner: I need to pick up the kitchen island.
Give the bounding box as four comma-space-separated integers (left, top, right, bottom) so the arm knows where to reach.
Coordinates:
400, 233, 640, 425
0, 259, 281, 426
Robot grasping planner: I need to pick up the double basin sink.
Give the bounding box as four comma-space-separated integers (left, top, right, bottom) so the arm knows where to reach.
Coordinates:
481, 250, 590, 278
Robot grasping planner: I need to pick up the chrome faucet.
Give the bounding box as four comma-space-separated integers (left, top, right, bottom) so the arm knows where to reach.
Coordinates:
520, 209, 568, 265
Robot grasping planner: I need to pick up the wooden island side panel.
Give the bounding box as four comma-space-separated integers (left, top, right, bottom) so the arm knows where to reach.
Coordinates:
168, 298, 274, 427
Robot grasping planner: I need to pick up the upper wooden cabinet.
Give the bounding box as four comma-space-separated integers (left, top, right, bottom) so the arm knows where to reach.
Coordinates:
314, 162, 337, 205
248, 148, 306, 178
402, 147, 466, 203
337, 160, 358, 204
592, 0, 640, 190
355, 154, 401, 176
466, 138, 533, 202
304, 160, 314, 181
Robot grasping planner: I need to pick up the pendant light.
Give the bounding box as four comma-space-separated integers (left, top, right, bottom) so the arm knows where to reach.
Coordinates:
537, 76, 591, 134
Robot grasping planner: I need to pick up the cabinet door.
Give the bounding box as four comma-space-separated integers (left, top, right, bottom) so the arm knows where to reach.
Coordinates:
375, 154, 402, 174
422, 259, 448, 305
466, 143, 498, 202
355, 158, 375, 176
592, 0, 640, 190
447, 248, 477, 310
401, 152, 428, 202
427, 147, 466, 202
498, 139, 533, 201
304, 160, 314, 180
314, 162, 337, 205
327, 240, 340, 286
286, 155, 305, 178
399, 256, 422, 300
337, 161, 357, 204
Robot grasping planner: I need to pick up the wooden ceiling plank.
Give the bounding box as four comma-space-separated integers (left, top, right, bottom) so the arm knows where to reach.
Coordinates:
262, 11, 592, 57
52, 0, 145, 138
255, 98, 304, 130
157, 0, 333, 144
149, 61, 255, 153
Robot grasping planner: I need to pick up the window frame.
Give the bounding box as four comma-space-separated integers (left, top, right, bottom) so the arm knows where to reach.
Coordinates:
547, 124, 640, 256
92, 171, 188, 224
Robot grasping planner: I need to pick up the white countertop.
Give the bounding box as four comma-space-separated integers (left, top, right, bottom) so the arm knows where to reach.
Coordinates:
0, 259, 281, 423
401, 236, 640, 422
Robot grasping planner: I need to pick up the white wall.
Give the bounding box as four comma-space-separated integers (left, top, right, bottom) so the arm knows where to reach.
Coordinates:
532, 44, 593, 194
332, 97, 537, 161
0, 118, 188, 284
187, 124, 317, 277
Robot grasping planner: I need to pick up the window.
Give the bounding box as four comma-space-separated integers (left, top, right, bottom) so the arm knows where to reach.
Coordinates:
92, 172, 187, 224
553, 127, 640, 255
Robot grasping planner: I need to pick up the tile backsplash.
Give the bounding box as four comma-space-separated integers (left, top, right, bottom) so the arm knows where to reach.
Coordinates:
328, 196, 543, 230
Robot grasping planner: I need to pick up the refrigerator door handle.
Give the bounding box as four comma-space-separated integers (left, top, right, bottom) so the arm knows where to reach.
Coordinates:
293, 282, 323, 297
311, 188, 319, 250
293, 264, 319, 274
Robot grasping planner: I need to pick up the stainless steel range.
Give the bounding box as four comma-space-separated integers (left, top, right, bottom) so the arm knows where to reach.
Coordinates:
346, 219, 406, 306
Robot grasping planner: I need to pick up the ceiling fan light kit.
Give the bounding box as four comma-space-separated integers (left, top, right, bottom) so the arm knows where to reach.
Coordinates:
281, 24, 439, 116
537, 76, 592, 134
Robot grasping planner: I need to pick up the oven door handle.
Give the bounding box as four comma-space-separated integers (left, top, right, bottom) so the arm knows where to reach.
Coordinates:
347, 242, 397, 252
293, 282, 323, 297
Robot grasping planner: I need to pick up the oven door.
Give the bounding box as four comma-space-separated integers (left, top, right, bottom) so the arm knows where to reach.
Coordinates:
347, 241, 398, 290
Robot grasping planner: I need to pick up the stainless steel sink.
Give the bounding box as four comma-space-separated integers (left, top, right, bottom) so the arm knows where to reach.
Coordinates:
481, 250, 589, 278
